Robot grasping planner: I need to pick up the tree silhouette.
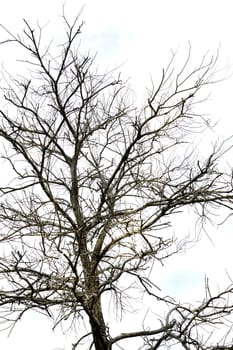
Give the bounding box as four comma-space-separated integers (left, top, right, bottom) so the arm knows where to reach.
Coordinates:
0, 12, 233, 350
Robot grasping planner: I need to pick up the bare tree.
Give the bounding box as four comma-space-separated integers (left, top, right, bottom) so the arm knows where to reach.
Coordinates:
0, 13, 233, 350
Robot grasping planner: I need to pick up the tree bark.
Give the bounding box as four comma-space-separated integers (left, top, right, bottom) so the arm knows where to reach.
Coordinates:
86, 287, 110, 350
89, 315, 110, 350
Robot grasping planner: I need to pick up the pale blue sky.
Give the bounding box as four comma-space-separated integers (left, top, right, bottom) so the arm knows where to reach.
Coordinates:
0, 0, 233, 349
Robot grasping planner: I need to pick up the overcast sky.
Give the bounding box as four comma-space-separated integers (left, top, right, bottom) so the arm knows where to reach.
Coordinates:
0, 1, 233, 349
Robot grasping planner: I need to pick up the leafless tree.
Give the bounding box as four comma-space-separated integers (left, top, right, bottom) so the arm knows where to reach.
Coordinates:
0, 13, 233, 350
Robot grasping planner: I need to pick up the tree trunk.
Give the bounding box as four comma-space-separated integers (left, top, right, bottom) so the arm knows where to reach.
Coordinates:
86, 291, 110, 350
89, 316, 110, 350
81, 250, 110, 350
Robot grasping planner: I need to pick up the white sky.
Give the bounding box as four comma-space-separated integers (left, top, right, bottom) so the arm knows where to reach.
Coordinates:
0, 0, 233, 349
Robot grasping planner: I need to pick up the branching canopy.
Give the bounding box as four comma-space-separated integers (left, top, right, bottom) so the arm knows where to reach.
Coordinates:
0, 13, 233, 350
